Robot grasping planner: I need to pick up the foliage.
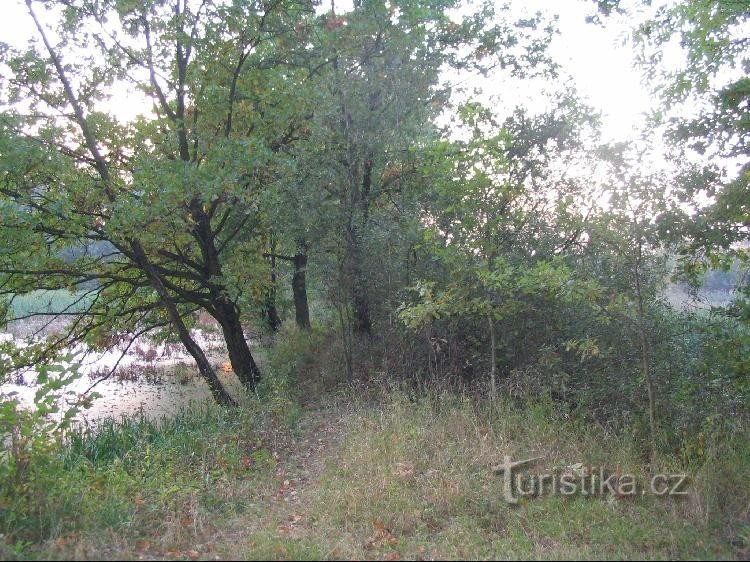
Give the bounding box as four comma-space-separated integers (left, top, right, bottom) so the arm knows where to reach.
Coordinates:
260, 321, 333, 427
0, 0, 321, 401
0, 0, 748, 556
0, 385, 746, 559
0, 402, 276, 557
594, 0, 750, 311
0, 355, 100, 542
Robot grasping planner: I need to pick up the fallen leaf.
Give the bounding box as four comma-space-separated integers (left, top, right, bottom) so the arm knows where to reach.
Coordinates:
54, 536, 69, 549
423, 516, 440, 531
366, 519, 398, 550
393, 462, 415, 478
441, 478, 459, 493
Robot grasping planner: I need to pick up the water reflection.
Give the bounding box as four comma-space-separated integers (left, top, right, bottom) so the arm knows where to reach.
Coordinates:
0, 329, 246, 427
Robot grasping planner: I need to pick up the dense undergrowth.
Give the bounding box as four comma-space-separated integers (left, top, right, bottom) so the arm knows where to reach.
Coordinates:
0, 405, 279, 559
0, 323, 748, 560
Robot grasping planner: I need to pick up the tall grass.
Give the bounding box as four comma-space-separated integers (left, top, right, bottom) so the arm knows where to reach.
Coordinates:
0, 336, 746, 559
0, 403, 277, 559
298, 389, 748, 560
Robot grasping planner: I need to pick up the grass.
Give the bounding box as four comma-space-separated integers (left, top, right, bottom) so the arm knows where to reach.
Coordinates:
0, 403, 281, 560
294, 389, 745, 560
0, 370, 747, 559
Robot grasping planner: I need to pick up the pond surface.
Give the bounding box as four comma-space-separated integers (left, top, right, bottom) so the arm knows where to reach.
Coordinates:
0, 329, 248, 427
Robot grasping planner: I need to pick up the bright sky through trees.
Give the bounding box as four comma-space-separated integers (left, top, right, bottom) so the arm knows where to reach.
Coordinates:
0, 0, 655, 141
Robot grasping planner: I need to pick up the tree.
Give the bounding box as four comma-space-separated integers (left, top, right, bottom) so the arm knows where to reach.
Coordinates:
0, 0, 315, 404
587, 3, 750, 434
285, 0, 558, 337
591, 0, 749, 299
585, 145, 688, 446
397, 94, 604, 388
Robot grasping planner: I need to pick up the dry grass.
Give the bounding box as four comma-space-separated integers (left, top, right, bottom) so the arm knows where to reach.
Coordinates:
277, 389, 745, 560
2, 384, 746, 560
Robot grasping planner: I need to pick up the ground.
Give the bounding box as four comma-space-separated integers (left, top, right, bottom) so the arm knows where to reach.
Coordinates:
4, 383, 747, 561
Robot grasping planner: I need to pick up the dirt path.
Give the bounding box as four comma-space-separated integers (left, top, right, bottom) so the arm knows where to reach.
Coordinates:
211, 404, 345, 560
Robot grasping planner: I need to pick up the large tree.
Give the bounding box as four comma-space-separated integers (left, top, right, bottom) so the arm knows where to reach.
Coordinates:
0, 0, 315, 404
591, 0, 749, 289
279, 0, 558, 336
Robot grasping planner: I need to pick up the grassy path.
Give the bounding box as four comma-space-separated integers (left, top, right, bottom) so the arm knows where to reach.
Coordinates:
213, 406, 343, 560
215, 394, 744, 560
7, 391, 747, 560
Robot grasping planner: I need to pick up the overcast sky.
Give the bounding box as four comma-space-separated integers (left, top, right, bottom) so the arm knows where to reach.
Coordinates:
513, 0, 652, 140
0, 0, 656, 142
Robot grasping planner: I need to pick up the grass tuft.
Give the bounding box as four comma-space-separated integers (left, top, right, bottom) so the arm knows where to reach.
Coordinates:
298, 390, 746, 560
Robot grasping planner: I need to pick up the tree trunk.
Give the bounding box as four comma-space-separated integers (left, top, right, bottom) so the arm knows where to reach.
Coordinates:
131, 242, 236, 406
266, 254, 282, 332
346, 228, 371, 334
634, 239, 657, 451
639, 330, 656, 444
352, 276, 371, 334
292, 253, 311, 329
179, 318, 236, 407
336, 300, 354, 382
488, 313, 496, 402
212, 301, 261, 391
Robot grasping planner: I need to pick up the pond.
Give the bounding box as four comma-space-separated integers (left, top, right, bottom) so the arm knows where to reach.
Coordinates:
0, 328, 248, 427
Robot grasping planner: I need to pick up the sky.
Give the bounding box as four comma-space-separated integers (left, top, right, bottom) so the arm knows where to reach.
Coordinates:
0, 0, 658, 142
517, 0, 653, 140
465, 0, 656, 142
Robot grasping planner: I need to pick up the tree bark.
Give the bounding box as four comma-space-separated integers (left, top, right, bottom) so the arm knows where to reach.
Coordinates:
131, 242, 236, 406
488, 312, 496, 402
266, 254, 282, 332
212, 300, 261, 391
292, 253, 311, 329
634, 239, 657, 449
262, 250, 311, 330
178, 317, 236, 407
346, 227, 371, 334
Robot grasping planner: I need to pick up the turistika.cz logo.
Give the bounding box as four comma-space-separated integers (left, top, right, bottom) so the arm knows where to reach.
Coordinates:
493, 456, 689, 504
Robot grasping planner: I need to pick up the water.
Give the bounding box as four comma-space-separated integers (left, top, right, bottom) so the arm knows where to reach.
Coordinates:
662, 285, 737, 311
0, 329, 246, 427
